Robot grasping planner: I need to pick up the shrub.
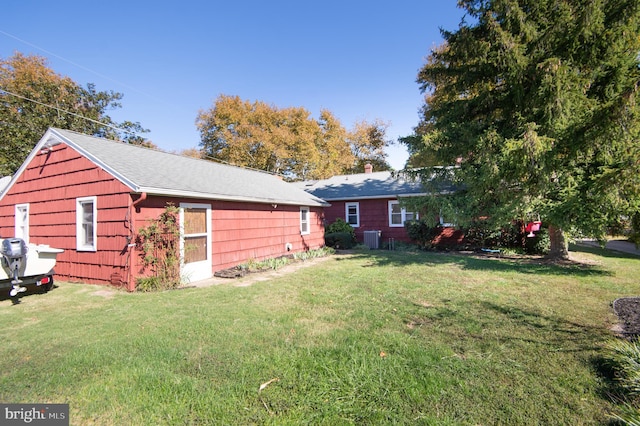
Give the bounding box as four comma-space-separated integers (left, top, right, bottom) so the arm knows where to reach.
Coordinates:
404, 219, 442, 249
606, 339, 640, 424
462, 219, 549, 254
325, 218, 356, 249
325, 232, 356, 249
524, 227, 550, 255
326, 218, 356, 238
136, 276, 164, 292
293, 246, 335, 260
461, 219, 503, 249
135, 204, 181, 291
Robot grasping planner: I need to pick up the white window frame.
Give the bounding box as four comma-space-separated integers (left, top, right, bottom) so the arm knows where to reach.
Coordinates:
345, 202, 360, 228
439, 210, 455, 228
76, 196, 97, 251
300, 207, 310, 235
388, 200, 418, 227
15, 203, 29, 243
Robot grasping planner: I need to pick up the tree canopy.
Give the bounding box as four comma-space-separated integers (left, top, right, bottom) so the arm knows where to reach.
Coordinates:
407, 0, 640, 258
0, 53, 149, 176
196, 94, 391, 180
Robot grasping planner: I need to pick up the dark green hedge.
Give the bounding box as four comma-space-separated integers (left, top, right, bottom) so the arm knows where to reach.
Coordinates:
325, 232, 356, 249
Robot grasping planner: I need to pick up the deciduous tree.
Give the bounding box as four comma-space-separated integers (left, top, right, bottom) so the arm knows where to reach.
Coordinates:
409, 0, 640, 259
196, 94, 391, 179
347, 118, 392, 174
0, 53, 149, 176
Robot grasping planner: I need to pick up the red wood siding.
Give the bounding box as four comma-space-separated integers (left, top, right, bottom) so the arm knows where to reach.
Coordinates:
1, 143, 327, 290
324, 198, 414, 243
131, 196, 326, 278
323, 198, 463, 247
432, 227, 465, 248
0, 144, 133, 286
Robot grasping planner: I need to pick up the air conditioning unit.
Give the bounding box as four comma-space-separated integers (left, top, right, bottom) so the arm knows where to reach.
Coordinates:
363, 230, 381, 249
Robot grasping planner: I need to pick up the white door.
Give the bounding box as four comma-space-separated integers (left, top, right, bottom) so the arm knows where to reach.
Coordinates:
180, 203, 212, 283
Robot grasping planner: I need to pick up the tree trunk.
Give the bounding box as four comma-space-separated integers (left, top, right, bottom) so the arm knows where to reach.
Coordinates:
547, 225, 569, 260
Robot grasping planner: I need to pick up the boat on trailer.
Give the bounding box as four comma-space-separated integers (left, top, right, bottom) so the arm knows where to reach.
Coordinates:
0, 238, 64, 297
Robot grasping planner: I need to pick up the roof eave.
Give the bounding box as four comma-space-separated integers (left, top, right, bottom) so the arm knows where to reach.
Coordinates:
317, 193, 429, 201
136, 187, 329, 207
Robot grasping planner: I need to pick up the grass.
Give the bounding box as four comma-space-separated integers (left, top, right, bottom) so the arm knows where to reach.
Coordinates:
0, 244, 637, 424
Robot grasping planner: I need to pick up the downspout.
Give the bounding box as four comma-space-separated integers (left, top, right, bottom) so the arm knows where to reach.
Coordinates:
132, 192, 148, 212
127, 192, 147, 292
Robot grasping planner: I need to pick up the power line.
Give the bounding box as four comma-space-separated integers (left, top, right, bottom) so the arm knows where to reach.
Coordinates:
0, 87, 138, 136
1, 87, 284, 177
0, 29, 166, 105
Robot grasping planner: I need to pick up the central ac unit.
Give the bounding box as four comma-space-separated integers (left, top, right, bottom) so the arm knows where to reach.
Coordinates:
363, 230, 381, 249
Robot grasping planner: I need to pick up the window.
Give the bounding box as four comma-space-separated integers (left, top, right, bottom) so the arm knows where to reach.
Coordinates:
300, 207, 310, 235
76, 197, 97, 251
15, 204, 29, 243
388, 201, 418, 227
439, 211, 455, 228
183, 206, 208, 264
345, 202, 360, 227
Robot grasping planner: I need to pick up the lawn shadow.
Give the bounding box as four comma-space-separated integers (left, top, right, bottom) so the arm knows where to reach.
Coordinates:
476, 301, 613, 351
478, 300, 625, 416
478, 298, 636, 420
407, 297, 617, 383
0, 284, 58, 305
349, 248, 613, 277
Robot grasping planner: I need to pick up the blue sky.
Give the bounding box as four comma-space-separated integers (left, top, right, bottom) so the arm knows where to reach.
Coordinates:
1, 1, 465, 170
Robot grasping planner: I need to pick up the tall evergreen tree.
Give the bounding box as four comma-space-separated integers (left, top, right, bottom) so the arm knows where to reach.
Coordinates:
411, 0, 640, 258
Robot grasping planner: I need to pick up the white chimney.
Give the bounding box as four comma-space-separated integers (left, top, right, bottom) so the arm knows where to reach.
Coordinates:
364, 163, 373, 173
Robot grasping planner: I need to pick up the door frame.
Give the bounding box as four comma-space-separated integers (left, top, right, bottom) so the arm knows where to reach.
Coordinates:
179, 203, 212, 283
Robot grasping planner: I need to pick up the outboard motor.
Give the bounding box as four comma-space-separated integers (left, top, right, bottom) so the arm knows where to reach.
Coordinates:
1, 238, 28, 297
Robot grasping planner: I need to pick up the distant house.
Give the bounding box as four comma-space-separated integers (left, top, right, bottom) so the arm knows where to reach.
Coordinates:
0, 128, 328, 290
297, 164, 463, 248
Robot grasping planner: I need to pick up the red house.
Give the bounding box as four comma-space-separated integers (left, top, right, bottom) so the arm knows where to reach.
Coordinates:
298, 164, 462, 248
0, 128, 328, 291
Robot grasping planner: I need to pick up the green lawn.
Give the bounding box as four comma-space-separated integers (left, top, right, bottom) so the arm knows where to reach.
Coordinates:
0, 244, 637, 425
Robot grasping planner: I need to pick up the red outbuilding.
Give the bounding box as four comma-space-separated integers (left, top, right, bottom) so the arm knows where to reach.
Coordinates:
0, 128, 328, 291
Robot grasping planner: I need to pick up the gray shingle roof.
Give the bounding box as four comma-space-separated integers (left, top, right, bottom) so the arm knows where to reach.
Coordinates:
295, 170, 428, 200
43, 128, 328, 207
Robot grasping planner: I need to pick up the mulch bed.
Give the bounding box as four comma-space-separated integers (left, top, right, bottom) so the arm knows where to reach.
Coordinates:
214, 268, 246, 279
613, 297, 640, 338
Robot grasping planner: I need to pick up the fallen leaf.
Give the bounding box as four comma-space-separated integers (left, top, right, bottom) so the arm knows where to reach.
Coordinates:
259, 377, 279, 392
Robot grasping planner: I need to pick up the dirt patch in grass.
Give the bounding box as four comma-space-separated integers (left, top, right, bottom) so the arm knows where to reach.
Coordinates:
439, 249, 604, 273
91, 289, 117, 298
612, 297, 640, 338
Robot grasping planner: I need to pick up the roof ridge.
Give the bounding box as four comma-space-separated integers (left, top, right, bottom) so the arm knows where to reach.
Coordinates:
52, 128, 280, 177
46, 128, 328, 206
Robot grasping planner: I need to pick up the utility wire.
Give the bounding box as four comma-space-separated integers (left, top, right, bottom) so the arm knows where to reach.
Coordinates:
1, 87, 284, 177
0, 87, 138, 136
0, 29, 283, 177
0, 29, 166, 104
